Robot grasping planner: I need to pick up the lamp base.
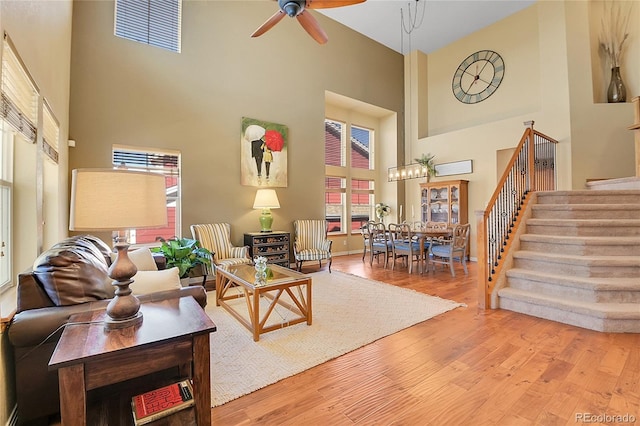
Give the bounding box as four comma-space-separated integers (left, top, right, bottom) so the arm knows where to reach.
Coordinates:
104, 311, 143, 330
259, 209, 273, 232
105, 240, 143, 330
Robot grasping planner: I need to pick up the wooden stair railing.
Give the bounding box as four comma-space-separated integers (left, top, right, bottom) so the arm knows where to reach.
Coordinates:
476, 121, 558, 308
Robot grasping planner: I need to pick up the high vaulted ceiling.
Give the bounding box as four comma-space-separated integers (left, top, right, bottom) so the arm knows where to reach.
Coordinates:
318, 0, 535, 54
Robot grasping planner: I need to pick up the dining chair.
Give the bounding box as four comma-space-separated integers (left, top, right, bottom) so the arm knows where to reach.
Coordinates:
367, 221, 392, 268
424, 221, 449, 248
360, 220, 374, 263
388, 223, 421, 273
427, 223, 471, 277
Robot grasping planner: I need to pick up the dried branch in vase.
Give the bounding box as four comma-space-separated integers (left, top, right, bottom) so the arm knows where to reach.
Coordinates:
599, 0, 633, 68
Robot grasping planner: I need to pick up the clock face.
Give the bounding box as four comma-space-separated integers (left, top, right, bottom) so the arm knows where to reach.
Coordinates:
452, 50, 505, 104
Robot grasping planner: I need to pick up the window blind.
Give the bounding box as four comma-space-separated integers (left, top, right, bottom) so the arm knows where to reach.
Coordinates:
1, 35, 38, 143
115, 0, 182, 53
42, 102, 59, 163
113, 146, 179, 175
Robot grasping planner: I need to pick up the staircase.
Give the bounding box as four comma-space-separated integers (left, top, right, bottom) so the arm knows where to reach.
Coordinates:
498, 190, 640, 333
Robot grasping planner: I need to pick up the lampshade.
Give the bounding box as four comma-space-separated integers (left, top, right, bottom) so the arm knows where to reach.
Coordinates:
253, 189, 280, 210
70, 168, 167, 231
69, 168, 167, 330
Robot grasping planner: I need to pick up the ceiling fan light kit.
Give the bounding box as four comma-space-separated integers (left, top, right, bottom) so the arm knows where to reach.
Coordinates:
251, 0, 366, 44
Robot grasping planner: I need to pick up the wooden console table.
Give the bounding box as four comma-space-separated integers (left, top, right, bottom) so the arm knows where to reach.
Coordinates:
49, 297, 216, 425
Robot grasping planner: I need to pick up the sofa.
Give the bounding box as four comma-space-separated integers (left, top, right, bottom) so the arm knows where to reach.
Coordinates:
7, 235, 207, 425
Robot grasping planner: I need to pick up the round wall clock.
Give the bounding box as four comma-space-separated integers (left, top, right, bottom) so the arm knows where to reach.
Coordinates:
452, 50, 505, 104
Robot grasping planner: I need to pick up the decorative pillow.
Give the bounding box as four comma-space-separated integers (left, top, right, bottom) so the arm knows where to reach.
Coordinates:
111, 247, 158, 271
130, 267, 181, 295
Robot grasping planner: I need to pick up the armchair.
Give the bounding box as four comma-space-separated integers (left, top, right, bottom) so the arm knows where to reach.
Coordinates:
293, 219, 332, 272
190, 223, 252, 273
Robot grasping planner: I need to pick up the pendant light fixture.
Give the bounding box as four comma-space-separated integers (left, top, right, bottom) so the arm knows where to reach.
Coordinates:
388, 0, 427, 182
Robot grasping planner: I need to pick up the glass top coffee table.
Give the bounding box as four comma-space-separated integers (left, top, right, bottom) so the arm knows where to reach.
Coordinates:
215, 264, 312, 341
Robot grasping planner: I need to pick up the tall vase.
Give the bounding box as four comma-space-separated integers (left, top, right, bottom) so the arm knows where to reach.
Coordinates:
607, 67, 626, 103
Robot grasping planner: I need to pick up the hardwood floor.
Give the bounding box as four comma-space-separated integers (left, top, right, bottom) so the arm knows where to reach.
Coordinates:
210, 255, 640, 425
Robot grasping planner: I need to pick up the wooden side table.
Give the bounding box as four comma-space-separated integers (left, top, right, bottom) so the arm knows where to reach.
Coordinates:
48, 297, 216, 426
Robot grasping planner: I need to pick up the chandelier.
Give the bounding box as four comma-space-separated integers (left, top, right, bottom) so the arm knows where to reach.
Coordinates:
388, 163, 430, 182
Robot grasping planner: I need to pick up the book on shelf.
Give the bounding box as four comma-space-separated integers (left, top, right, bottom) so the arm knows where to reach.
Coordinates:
131, 380, 194, 425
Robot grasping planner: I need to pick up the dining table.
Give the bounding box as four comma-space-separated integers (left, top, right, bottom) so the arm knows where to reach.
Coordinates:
410, 226, 452, 274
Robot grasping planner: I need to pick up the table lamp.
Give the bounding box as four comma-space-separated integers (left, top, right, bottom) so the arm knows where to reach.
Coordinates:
69, 168, 167, 329
253, 188, 280, 232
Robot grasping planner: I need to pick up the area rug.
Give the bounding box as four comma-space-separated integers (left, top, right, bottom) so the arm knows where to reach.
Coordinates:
205, 270, 465, 407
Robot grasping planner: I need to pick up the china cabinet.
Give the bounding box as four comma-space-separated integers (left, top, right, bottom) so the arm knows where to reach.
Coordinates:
420, 180, 469, 227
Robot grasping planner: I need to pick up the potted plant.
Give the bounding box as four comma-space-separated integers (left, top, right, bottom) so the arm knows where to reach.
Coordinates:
151, 237, 212, 285
415, 153, 436, 181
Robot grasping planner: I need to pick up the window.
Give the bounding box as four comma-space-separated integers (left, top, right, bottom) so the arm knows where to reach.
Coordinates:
112, 145, 181, 244
325, 120, 346, 167
0, 125, 12, 290
350, 125, 374, 170
1, 34, 40, 291
114, 0, 182, 53
325, 119, 376, 235
325, 176, 345, 233
351, 179, 374, 232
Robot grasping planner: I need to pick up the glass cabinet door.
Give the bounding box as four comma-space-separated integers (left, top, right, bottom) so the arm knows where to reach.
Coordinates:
420, 188, 429, 222
451, 185, 459, 224
428, 186, 449, 223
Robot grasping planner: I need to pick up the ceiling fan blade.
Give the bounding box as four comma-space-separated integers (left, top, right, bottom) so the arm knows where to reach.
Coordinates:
297, 10, 328, 44
251, 10, 286, 38
308, 0, 366, 9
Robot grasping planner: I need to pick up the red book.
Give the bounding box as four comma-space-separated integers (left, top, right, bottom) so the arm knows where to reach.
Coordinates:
131, 380, 194, 425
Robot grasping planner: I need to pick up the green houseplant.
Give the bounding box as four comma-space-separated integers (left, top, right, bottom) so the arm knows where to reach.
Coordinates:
415, 153, 436, 181
151, 237, 212, 279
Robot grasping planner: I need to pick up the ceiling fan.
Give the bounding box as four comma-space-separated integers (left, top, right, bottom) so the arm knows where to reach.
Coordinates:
251, 0, 366, 45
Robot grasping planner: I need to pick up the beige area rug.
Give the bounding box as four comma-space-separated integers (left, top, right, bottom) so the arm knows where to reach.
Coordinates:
205, 270, 465, 407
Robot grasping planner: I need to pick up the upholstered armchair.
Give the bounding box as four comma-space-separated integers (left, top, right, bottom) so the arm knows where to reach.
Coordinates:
190, 223, 252, 273
293, 219, 332, 272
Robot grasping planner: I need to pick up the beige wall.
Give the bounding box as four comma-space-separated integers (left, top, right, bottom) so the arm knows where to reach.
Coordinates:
403, 1, 638, 259
69, 0, 404, 249
0, 0, 73, 422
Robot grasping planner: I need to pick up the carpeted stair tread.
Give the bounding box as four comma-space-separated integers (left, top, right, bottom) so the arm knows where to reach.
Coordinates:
513, 250, 640, 267
532, 203, 640, 211
527, 218, 640, 226
498, 287, 640, 319
506, 268, 639, 291
519, 234, 640, 246
536, 190, 640, 205
531, 204, 640, 219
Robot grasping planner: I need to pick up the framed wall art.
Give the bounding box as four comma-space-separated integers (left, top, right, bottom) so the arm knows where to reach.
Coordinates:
241, 117, 288, 187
